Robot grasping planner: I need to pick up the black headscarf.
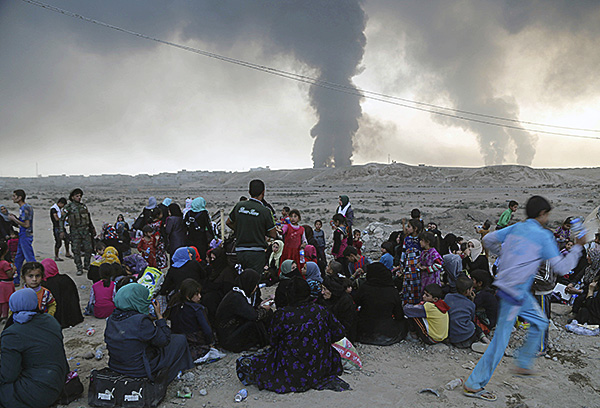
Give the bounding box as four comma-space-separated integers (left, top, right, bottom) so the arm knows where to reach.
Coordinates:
365, 262, 394, 287
168, 203, 183, 218
289, 277, 311, 306
322, 275, 344, 299
235, 269, 260, 298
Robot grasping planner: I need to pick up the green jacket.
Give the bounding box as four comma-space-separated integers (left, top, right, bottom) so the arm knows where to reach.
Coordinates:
60, 201, 92, 232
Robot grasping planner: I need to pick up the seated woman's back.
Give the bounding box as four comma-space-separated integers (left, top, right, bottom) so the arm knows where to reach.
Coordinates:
105, 283, 193, 382
41, 258, 84, 328
0, 289, 69, 408
215, 269, 270, 352
161, 248, 206, 296
353, 262, 406, 345
236, 277, 348, 394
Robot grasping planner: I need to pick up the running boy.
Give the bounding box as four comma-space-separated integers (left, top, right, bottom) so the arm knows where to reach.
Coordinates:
464, 196, 584, 401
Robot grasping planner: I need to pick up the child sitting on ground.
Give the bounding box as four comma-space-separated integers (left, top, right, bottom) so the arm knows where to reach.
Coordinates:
326, 260, 345, 279
403, 283, 449, 344
165, 278, 214, 362
380, 241, 395, 271
87, 263, 116, 318
471, 269, 498, 334
22, 262, 56, 315
445, 276, 489, 350
343, 246, 371, 281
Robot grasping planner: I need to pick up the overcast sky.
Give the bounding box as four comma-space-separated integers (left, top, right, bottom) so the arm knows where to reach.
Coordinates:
1, 0, 600, 177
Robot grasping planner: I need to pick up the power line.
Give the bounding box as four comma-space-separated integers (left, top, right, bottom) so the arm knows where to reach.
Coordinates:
19, 0, 600, 140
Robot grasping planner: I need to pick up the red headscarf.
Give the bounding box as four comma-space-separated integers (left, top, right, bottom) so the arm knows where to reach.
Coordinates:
41, 258, 60, 280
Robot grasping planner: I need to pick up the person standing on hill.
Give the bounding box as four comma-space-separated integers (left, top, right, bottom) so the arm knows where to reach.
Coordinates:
226, 180, 277, 272
60, 188, 95, 276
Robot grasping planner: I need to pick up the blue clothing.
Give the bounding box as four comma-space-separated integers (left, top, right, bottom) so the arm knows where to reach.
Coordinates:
380, 253, 394, 270
467, 218, 582, 390
483, 219, 581, 303
14, 234, 35, 285
18, 204, 33, 237
444, 293, 475, 343
465, 293, 548, 389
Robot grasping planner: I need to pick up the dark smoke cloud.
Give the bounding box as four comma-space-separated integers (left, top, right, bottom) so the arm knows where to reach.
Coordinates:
364, 0, 600, 166
1, 0, 366, 169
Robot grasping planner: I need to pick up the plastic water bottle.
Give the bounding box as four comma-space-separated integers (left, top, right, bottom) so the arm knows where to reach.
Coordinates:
570, 217, 587, 239
299, 249, 305, 264
445, 378, 463, 390
95, 348, 104, 360
234, 388, 248, 402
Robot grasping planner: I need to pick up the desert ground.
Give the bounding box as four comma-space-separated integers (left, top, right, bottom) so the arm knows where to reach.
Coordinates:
1, 162, 599, 407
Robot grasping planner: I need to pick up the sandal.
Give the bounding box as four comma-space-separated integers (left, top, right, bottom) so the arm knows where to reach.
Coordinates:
463, 386, 497, 401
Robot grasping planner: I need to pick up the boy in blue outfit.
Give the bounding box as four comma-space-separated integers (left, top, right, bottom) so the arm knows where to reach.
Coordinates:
463, 196, 585, 401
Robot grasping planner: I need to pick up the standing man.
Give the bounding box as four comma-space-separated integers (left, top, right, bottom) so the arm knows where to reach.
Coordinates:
60, 188, 95, 276
8, 189, 36, 286
50, 197, 72, 261
226, 179, 277, 272
463, 196, 585, 401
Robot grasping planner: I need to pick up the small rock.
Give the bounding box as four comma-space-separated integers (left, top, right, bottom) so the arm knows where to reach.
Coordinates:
82, 351, 95, 360
180, 372, 195, 382
430, 343, 449, 353
544, 354, 551, 359
199, 389, 207, 396
552, 356, 558, 361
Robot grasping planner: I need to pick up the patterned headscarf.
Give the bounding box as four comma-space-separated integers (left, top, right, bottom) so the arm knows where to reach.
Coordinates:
583, 247, 600, 285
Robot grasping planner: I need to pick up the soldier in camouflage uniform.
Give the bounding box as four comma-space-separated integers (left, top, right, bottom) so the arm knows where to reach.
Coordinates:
59, 188, 95, 275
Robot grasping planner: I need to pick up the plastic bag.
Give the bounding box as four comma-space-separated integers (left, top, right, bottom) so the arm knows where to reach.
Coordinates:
332, 337, 362, 370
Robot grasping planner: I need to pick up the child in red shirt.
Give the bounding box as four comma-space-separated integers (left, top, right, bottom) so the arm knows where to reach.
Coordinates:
137, 225, 158, 268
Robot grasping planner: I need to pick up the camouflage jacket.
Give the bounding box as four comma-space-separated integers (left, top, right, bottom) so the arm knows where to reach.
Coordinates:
60, 201, 92, 231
